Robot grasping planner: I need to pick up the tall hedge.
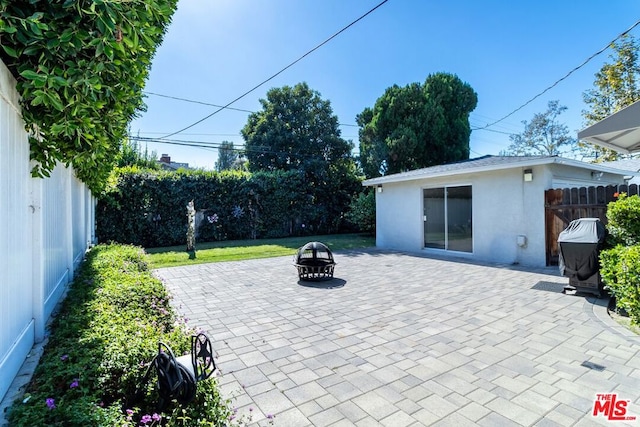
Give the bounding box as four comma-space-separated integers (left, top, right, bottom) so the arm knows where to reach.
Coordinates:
97, 167, 361, 247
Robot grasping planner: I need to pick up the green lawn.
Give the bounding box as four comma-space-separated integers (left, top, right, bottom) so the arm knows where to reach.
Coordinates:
146, 233, 375, 268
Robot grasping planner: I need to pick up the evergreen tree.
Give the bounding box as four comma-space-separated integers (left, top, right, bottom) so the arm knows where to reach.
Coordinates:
357, 72, 477, 178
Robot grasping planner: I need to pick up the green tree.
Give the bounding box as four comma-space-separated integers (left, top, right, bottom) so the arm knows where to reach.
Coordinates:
581, 34, 640, 161
346, 189, 376, 234
116, 138, 158, 169
504, 100, 576, 156
241, 82, 353, 173
215, 140, 239, 172
357, 72, 477, 178
241, 82, 360, 233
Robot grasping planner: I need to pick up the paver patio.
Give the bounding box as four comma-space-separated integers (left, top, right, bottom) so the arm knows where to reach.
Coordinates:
155, 249, 640, 427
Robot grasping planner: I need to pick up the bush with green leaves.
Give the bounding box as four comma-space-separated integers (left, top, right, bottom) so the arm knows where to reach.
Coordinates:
600, 244, 640, 325
7, 244, 236, 426
0, 1, 177, 193
600, 192, 640, 325
97, 167, 360, 247
345, 189, 376, 234
606, 192, 640, 246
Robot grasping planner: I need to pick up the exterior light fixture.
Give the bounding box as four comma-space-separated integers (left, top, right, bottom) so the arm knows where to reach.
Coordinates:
591, 171, 603, 180
377, 184, 383, 193
523, 169, 533, 182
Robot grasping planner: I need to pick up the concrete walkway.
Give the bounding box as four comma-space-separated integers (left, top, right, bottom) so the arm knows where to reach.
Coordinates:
155, 249, 640, 427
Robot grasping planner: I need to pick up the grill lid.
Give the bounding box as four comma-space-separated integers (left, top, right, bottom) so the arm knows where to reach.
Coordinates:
557, 218, 605, 244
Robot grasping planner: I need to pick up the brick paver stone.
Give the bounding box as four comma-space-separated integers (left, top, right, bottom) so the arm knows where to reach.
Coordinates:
156, 250, 640, 426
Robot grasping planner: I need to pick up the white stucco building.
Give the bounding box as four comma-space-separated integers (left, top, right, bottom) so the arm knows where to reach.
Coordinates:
363, 155, 636, 267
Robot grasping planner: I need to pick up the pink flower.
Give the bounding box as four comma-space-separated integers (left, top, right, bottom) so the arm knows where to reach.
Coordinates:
140, 414, 152, 424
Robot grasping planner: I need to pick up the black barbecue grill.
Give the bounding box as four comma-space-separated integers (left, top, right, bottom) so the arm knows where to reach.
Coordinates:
558, 218, 606, 298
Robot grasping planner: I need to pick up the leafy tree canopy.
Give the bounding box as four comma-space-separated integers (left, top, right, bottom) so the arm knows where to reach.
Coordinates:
215, 140, 241, 172
357, 72, 477, 178
116, 138, 158, 169
241, 82, 361, 231
503, 100, 576, 156
0, 0, 178, 192
581, 34, 640, 162
241, 82, 354, 173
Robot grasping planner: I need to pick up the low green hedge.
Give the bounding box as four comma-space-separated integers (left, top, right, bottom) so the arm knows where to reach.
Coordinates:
606, 193, 640, 246
8, 244, 234, 426
601, 245, 640, 325
600, 193, 640, 325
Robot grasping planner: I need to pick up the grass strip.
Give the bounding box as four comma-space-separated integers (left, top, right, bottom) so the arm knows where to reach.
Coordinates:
146, 233, 374, 268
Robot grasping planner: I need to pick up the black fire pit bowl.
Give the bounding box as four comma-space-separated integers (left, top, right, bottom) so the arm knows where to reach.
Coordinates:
294, 241, 335, 281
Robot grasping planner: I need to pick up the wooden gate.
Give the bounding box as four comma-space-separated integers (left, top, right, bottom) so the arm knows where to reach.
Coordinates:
545, 184, 639, 266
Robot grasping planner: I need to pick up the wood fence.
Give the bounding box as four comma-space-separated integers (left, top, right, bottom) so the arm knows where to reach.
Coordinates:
545, 184, 639, 265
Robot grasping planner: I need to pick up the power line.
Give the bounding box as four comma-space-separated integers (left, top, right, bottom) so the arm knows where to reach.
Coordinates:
143, 91, 359, 128
472, 18, 640, 131
130, 135, 359, 159
137, 131, 242, 137
470, 112, 523, 131
158, 0, 389, 139
145, 91, 254, 113
470, 126, 512, 136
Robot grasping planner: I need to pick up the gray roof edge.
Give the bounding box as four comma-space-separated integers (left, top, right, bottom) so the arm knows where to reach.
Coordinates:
362, 156, 637, 186
578, 100, 640, 139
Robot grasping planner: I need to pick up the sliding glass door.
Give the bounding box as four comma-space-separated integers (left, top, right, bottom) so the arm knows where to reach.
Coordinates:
423, 185, 472, 253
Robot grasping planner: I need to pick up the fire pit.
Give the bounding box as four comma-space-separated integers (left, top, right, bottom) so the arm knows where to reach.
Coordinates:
294, 241, 335, 281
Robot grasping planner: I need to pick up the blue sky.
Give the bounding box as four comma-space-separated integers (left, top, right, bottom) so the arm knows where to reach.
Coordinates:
130, 0, 640, 169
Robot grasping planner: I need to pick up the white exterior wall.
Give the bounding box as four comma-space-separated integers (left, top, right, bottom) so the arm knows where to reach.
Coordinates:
0, 59, 95, 402
376, 165, 555, 267
470, 167, 545, 266
546, 163, 625, 189
375, 183, 424, 251
374, 162, 631, 267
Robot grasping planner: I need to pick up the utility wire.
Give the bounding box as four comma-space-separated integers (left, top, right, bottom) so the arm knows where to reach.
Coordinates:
469, 126, 512, 136
472, 18, 640, 131
144, 91, 358, 127
145, 91, 254, 113
158, 0, 389, 139
130, 135, 361, 157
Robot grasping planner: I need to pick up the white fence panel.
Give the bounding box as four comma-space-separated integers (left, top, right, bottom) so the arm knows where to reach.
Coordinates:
41, 164, 72, 321
0, 59, 34, 404
0, 58, 95, 403
72, 175, 86, 266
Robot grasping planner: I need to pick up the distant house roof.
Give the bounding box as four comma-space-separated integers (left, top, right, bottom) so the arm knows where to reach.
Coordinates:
600, 158, 640, 172
158, 153, 190, 171
578, 100, 640, 154
158, 161, 190, 171
362, 155, 637, 186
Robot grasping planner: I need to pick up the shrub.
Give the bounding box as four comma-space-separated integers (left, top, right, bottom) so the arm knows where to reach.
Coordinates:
346, 189, 376, 234
97, 168, 361, 247
606, 193, 640, 246
8, 244, 235, 426
600, 245, 640, 325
